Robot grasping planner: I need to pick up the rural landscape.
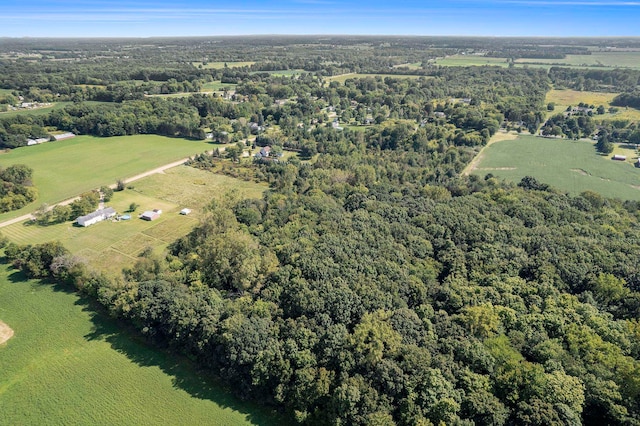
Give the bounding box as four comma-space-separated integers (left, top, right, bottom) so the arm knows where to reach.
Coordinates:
1, 34, 640, 425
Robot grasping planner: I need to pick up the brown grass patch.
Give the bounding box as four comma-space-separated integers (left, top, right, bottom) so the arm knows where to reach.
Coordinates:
0, 320, 14, 344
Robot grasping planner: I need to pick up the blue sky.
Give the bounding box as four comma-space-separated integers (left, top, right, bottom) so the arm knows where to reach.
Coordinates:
1, 0, 639, 37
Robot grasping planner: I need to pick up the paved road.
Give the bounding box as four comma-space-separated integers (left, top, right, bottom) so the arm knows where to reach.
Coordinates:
0, 156, 197, 228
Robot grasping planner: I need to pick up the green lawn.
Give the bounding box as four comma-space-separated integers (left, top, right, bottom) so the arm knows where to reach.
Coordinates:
0, 135, 210, 221
436, 55, 511, 67
0, 263, 281, 425
471, 134, 640, 200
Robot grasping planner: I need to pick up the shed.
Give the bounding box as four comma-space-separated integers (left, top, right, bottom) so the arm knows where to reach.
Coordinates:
613, 155, 627, 161
141, 210, 160, 221
180, 208, 192, 215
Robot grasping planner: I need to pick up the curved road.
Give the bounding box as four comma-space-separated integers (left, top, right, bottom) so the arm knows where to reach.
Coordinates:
0, 156, 199, 228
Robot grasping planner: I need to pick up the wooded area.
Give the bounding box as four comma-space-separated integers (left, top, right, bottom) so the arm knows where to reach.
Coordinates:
2, 37, 640, 425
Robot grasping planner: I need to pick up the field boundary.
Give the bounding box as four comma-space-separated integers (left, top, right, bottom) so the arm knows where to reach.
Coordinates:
462, 131, 519, 176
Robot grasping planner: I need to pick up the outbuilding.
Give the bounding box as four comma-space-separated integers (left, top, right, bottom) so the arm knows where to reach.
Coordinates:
180, 208, 192, 215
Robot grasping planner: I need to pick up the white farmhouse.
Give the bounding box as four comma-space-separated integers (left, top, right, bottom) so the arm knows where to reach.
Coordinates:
76, 207, 116, 227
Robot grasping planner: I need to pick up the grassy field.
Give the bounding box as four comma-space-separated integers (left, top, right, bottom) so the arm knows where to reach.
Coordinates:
1, 166, 267, 272
546, 89, 640, 121
0, 264, 280, 425
393, 62, 422, 70
193, 61, 256, 69
0, 135, 210, 222
471, 134, 640, 200
516, 52, 640, 69
251, 69, 307, 77
435, 55, 511, 67
0, 102, 71, 118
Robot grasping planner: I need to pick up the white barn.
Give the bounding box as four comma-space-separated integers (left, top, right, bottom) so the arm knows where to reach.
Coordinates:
76, 207, 116, 227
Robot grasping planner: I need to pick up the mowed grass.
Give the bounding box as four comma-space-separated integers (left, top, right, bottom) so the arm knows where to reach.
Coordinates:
0, 264, 281, 425
0, 135, 209, 221
0, 101, 71, 118
193, 61, 256, 69
1, 166, 267, 272
471, 134, 640, 200
546, 89, 640, 121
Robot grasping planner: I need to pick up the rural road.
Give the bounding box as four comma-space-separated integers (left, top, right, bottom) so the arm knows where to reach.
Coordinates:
0, 155, 203, 228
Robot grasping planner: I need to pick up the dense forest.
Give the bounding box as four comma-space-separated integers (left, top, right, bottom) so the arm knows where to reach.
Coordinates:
2, 37, 640, 425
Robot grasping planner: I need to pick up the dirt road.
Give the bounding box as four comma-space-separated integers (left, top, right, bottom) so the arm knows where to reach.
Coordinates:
0, 156, 198, 228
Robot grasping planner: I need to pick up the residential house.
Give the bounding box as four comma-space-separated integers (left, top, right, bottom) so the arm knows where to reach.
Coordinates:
76, 207, 116, 227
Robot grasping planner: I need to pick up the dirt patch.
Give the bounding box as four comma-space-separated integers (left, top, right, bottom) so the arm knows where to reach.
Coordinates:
0, 321, 14, 345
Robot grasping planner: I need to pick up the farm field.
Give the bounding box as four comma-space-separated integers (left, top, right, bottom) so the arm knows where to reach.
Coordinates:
471, 134, 640, 200
516, 51, 640, 69
545, 89, 640, 121
0, 101, 111, 118
252, 69, 307, 76
0, 264, 280, 426
193, 61, 256, 69
0, 135, 210, 222
435, 55, 511, 67
1, 166, 267, 272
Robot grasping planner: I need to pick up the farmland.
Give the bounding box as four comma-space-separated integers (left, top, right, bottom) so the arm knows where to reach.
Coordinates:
471, 134, 640, 200
435, 55, 511, 68
0, 135, 210, 221
201, 81, 237, 91
546, 89, 640, 121
515, 51, 640, 69
1, 166, 267, 272
0, 264, 279, 426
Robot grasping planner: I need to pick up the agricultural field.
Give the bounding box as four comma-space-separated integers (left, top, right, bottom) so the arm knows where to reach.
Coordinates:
471, 134, 640, 200
0, 135, 210, 221
193, 61, 256, 69
546, 89, 640, 121
393, 62, 422, 70
516, 51, 640, 69
252, 69, 307, 77
0, 264, 280, 425
435, 55, 511, 67
1, 166, 267, 272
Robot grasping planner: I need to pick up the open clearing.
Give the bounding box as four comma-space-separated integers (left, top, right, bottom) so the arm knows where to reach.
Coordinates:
435, 55, 511, 68
462, 131, 520, 176
0, 321, 13, 344
516, 51, 640, 69
1, 166, 267, 272
201, 81, 237, 91
471, 134, 640, 200
0, 264, 280, 425
0, 135, 210, 222
546, 89, 640, 121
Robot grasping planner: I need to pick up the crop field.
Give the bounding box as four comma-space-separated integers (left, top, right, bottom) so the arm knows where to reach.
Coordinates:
193, 61, 256, 69
0, 264, 279, 425
1, 166, 267, 272
471, 134, 640, 200
546, 89, 640, 121
516, 51, 640, 69
435, 55, 511, 67
0, 135, 210, 222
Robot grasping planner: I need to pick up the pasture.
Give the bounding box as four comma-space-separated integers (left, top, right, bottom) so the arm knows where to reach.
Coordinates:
0, 135, 209, 221
0, 264, 280, 425
193, 61, 256, 69
435, 55, 511, 67
471, 134, 640, 200
1, 166, 267, 272
546, 89, 640, 121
